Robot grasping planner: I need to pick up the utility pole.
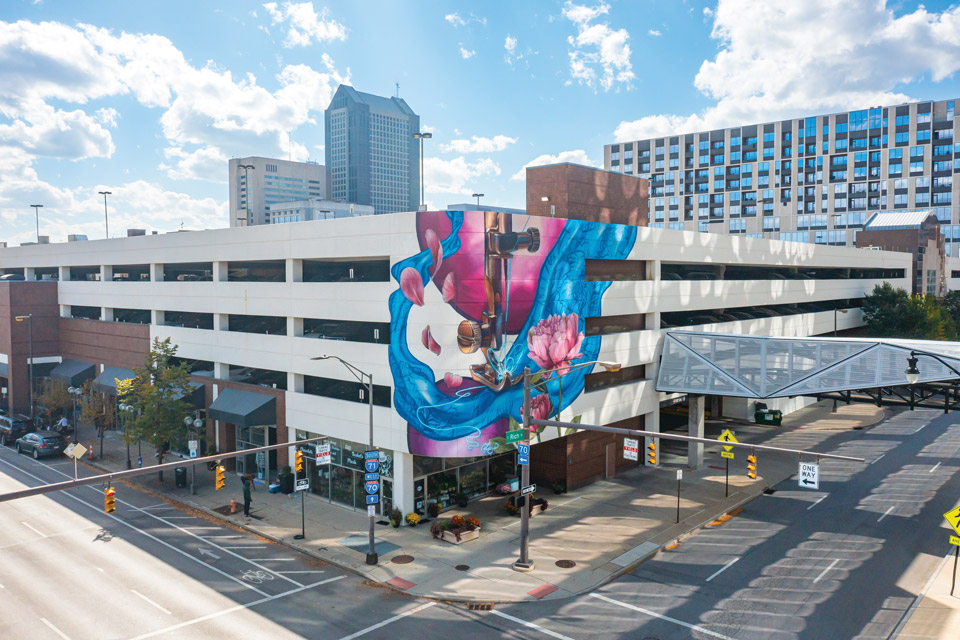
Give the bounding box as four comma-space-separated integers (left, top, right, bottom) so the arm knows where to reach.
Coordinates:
30, 205, 42, 243
98, 191, 112, 239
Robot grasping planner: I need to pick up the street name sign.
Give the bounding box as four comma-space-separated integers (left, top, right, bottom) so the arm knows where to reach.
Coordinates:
798, 462, 820, 490
721, 451, 735, 459
521, 484, 536, 496
295, 478, 309, 492
718, 429, 737, 452
505, 429, 525, 444
623, 438, 639, 461
316, 444, 331, 465
944, 505, 960, 536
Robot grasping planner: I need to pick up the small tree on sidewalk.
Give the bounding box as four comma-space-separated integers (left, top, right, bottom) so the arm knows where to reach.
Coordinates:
117, 338, 193, 482
37, 380, 73, 422
80, 379, 116, 459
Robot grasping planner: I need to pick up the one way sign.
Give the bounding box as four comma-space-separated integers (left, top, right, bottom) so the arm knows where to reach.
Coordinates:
798, 461, 819, 490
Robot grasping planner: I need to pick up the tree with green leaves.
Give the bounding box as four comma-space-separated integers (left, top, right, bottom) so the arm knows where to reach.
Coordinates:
80, 379, 116, 459
36, 380, 73, 423
862, 282, 916, 337
117, 337, 194, 482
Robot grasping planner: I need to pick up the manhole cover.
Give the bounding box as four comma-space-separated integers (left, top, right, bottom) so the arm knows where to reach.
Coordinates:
392, 554, 415, 564
455, 564, 470, 571
555, 560, 576, 568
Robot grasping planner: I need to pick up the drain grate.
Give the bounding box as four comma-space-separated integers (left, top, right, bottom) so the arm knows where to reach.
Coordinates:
392, 554, 415, 564
468, 603, 494, 611
455, 564, 470, 571
555, 559, 576, 568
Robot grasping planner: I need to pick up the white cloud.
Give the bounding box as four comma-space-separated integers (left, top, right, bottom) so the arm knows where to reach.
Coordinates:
262, 1, 347, 48
511, 150, 595, 181
0, 99, 115, 160
562, 1, 634, 91
459, 47, 476, 59
440, 135, 517, 154
648, 29, 662, 36
504, 34, 520, 64
615, 0, 960, 141
424, 156, 500, 195
160, 146, 229, 182
444, 12, 486, 27
94, 107, 119, 127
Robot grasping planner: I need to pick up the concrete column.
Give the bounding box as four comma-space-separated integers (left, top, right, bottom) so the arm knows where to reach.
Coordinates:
288, 316, 302, 337
102, 307, 114, 322
101, 265, 113, 282
286, 258, 302, 283
393, 451, 415, 516
688, 395, 705, 469
644, 409, 660, 467
214, 362, 227, 380
213, 261, 228, 282
59, 305, 71, 318
288, 372, 304, 393
24, 267, 35, 281
149, 263, 163, 282
151, 310, 164, 325
214, 314, 228, 331
59, 266, 70, 281
710, 395, 721, 419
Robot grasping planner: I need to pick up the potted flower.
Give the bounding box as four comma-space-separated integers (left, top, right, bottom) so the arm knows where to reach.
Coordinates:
405, 512, 421, 527
552, 480, 566, 495
529, 495, 549, 516
504, 497, 520, 516
389, 508, 403, 528
427, 502, 440, 518
430, 518, 449, 539
437, 514, 482, 544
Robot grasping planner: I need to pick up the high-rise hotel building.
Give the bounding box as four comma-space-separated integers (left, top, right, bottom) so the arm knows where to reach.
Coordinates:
605, 99, 960, 254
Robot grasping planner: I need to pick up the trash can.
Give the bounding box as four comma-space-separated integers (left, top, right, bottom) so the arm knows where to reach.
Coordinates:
754, 409, 783, 426
175, 467, 187, 488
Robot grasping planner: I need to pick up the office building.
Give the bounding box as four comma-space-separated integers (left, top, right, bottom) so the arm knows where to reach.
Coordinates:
605, 98, 960, 252
855, 210, 945, 296
266, 199, 374, 224
325, 85, 420, 214
228, 157, 327, 227
0, 165, 911, 515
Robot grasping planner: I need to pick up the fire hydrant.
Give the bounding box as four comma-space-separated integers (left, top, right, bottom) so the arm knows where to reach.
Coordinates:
230, 498, 237, 514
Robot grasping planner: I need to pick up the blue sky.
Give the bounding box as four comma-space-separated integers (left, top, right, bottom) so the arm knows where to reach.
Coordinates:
3, 0, 960, 243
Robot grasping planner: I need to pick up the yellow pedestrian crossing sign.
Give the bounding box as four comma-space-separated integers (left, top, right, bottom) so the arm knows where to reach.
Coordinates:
718, 429, 737, 452
944, 505, 960, 536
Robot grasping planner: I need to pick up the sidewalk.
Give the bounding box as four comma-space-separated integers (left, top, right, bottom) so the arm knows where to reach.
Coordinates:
896, 548, 960, 639
79, 399, 887, 603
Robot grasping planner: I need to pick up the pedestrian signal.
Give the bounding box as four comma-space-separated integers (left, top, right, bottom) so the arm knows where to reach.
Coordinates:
215, 465, 225, 490
104, 487, 116, 513
747, 455, 757, 480
647, 441, 657, 466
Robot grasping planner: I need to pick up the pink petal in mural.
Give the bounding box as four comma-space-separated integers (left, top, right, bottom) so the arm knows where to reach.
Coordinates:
425, 228, 443, 277
422, 325, 441, 355
400, 267, 425, 306
444, 372, 463, 388
441, 272, 456, 303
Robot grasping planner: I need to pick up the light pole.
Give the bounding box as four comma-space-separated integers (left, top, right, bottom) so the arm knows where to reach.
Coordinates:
472, 193, 484, 208
833, 307, 849, 337
98, 191, 112, 239
67, 386, 83, 444
14, 315, 33, 420
184, 414, 203, 494
312, 354, 378, 565
119, 402, 134, 468
413, 132, 432, 211
237, 164, 255, 226
514, 358, 621, 572
30, 205, 42, 243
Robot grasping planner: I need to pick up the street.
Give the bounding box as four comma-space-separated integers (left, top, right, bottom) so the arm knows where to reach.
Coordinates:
1, 407, 959, 638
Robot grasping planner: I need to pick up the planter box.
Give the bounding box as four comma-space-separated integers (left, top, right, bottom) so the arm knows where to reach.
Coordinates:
440, 528, 480, 544
529, 503, 546, 517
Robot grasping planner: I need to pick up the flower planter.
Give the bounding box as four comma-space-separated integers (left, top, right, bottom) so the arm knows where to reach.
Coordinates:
529, 503, 546, 517
440, 528, 480, 544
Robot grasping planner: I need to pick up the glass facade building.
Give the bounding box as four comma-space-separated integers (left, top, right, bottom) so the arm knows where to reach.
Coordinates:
605, 99, 960, 253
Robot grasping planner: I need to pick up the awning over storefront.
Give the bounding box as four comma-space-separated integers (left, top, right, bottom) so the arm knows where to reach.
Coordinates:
50, 359, 96, 387
174, 382, 205, 407
93, 366, 136, 396
207, 388, 276, 428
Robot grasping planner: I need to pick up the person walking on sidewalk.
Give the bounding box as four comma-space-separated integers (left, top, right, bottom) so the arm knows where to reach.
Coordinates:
241, 474, 254, 517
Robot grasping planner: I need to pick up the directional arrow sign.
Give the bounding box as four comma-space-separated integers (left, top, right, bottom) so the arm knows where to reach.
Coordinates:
718, 429, 737, 452
944, 505, 960, 536
198, 547, 221, 561
798, 462, 819, 490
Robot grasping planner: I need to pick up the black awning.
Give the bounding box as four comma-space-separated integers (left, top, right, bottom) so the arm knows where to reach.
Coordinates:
174, 382, 205, 408
93, 366, 136, 396
50, 360, 96, 386
207, 388, 276, 428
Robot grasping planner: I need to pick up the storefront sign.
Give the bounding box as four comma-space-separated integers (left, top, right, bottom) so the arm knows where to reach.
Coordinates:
315, 444, 331, 465
623, 438, 638, 461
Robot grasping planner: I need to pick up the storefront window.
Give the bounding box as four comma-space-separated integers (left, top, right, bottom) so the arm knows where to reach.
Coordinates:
413, 455, 443, 477
427, 469, 458, 511
489, 454, 517, 490
458, 460, 487, 499
330, 466, 354, 507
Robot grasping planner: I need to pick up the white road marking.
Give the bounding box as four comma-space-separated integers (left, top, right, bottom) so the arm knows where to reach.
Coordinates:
930, 462, 942, 473
247, 557, 295, 561
278, 570, 325, 574
198, 548, 220, 561
339, 602, 438, 640
872, 454, 886, 465
40, 618, 71, 640
220, 546, 268, 550
202, 535, 241, 539
97, 567, 104, 572
180, 526, 222, 530
878, 506, 895, 522
807, 495, 827, 510
488, 610, 575, 640
914, 423, 929, 434
130, 589, 172, 615
589, 593, 735, 640
21, 521, 46, 537
813, 558, 841, 584
0, 456, 270, 598
138, 504, 172, 510
128, 576, 346, 640
156, 516, 196, 520
705, 557, 739, 582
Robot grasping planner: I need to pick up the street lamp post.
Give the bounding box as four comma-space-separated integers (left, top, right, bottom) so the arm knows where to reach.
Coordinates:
237, 164, 255, 226
413, 132, 432, 211
30, 205, 42, 243
905, 350, 960, 414
98, 191, 112, 239
184, 414, 203, 494
312, 354, 378, 565
831, 308, 850, 412
472, 193, 484, 208
514, 359, 621, 572
67, 386, 83, 444
14, 315, 33, 420
119, 403, 134, 468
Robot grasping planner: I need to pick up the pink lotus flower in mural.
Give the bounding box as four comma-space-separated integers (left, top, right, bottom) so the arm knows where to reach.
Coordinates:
527, 313, 584, 376
441, 272, 456, 303
422, 326, 441, 355
425, 229, 443, 277
530, 392, 553, 422
400, 267, 424, 306
444, 372, 463, 388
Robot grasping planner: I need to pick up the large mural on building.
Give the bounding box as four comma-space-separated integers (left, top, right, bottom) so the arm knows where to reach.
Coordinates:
388, 210, 637, 457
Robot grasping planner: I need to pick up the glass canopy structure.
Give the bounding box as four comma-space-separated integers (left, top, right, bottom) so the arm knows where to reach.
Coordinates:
657, 331, 960, 399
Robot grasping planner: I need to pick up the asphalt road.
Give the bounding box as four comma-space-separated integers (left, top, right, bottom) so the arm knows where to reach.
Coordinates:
2, 407, 959, 639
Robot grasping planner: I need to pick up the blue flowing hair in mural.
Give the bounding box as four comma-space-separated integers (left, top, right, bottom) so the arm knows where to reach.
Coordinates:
388, 211, 636, 451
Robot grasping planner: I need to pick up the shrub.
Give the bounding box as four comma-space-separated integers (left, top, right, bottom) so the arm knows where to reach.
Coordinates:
465, 516, 481, 530
389, 508, 403, 527
405, 512, 421, 526
430, 519, 449, 539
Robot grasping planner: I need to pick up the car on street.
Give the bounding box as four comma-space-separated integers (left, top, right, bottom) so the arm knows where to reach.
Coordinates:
15, 431, 66, 459
0, 414, 30, 446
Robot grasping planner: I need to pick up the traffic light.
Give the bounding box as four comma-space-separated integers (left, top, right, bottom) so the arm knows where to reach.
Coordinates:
215, 465, 225, 490
104, 487, 115, 513
747, 455, 757, 480
294, 449, 304, 473
647, 441, 657, 466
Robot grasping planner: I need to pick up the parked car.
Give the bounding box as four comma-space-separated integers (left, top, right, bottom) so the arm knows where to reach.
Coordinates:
0, 414, 30, 446
15, 431, 66, 459
0, 273, 25, 281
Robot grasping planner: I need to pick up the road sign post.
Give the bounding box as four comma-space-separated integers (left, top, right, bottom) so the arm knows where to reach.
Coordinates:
364, 450, 380, 565
944, 505, 960, 596
676, 469, 682, 524
718, 429, 737, 498
293, 456, 309, 540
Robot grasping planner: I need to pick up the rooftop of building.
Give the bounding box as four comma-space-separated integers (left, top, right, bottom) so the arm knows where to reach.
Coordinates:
328, 84, 416, 117
863, 210, 939, 231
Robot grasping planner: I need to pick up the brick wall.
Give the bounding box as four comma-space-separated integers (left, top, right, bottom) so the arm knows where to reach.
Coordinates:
0, 282, 59, 414
525, 163, 649, 227
59, 318, 150, 369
